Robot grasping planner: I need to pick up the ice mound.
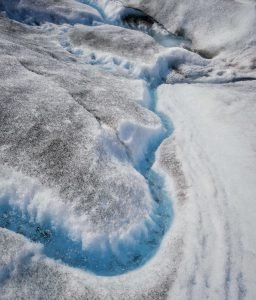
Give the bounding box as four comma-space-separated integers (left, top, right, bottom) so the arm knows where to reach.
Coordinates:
137, 47, 208, 86
118, 120, 165, 170
79, 0, 190, 48
69, 23, 162, 64
121, 0, 256, 54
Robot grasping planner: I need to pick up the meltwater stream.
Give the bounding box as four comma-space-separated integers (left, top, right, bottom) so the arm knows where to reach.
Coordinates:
0, 86, 173, 277
0, 0, 180, 276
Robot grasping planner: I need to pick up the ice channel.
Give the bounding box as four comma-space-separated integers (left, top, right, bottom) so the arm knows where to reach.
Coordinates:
0, 0, 187, 276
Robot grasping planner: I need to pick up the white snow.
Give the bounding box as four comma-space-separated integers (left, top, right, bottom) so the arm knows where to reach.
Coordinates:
156, 82, 256, 299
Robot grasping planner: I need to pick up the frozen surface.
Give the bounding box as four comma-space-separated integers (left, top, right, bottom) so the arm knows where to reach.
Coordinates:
0, 15, 172, 276
0, 0, 103, 25
120, 0, 256, 54
69, 23, 163, 64
156, 82, 256, 299
0, 0, 255, 298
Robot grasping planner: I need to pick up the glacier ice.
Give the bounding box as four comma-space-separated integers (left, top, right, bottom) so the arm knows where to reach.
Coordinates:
0, 0, 255, 299
0, 0, 103, 25
0, 0, 174, 278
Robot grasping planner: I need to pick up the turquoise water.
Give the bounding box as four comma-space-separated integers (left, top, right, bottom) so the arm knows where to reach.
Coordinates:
0, 0, 176, 276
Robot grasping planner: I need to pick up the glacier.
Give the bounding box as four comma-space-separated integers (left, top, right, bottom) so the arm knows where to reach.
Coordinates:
0, 0, 255, 299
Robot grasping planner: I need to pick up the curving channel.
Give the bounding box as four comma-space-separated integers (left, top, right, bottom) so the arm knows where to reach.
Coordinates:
0, 0, 183, 276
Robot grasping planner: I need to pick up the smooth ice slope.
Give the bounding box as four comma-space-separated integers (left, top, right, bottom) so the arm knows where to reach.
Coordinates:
156, 82, 256, 299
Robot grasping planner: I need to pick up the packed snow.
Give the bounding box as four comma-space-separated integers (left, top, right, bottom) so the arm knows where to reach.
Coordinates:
156, 82, 256, 299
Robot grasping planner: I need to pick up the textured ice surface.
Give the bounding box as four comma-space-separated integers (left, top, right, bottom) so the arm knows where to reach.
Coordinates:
0, 189, 170, 276
0, 15, 173, 276
69, 23, 163, 64
120, 0, 256, 54
0, 0, 255, 298
0, 0, 103, 25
